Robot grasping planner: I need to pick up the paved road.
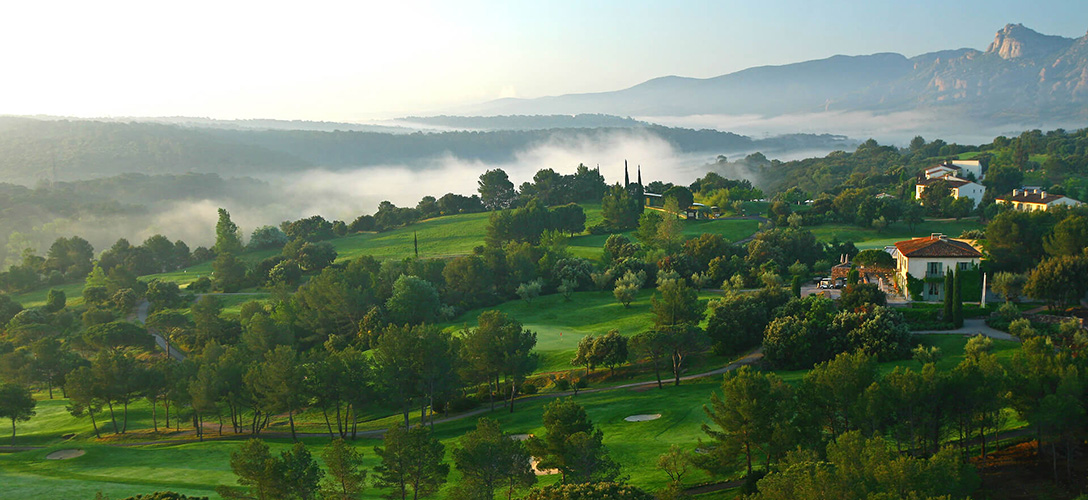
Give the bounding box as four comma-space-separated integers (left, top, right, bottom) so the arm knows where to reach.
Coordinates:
4, 348, 766, 448
913, 318, 1018, 341
135, 300, 186, 361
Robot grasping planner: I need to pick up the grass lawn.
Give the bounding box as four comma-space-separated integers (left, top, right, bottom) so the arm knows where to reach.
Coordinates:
440, 289, 725, 374
809, 218, 985, 249
12, 281, 86, 308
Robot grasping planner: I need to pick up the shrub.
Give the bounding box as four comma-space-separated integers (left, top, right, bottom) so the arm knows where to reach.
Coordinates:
446, 396, 478, 413
519, 382, 539, 395
1008, 318, 1037, 339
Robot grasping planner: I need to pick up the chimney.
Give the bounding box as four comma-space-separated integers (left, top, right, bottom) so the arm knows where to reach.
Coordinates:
1041, 190, 1047, 198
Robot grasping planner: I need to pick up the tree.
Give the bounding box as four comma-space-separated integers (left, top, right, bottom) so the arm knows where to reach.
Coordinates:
992, 271, 1027, 303
516, 280, 542, 304
839, 283, 886, 310
601, 184, 642, 230
0, 383, 35, 445
523, 483, 653, 500
800, 350, 877, 437
748, 432, 978, 500
146, 280, 183, 310
651, 279, 705, 328
593, 330, 628, 378
248, 225, 289, 251
526, 398, 619, 484
373, 425, 449, 500
280, 442, 324, 500
479, 169, 517, 211
65, 366, 104, 438
146, 310, 192, 360
1024, 255, 1088, 310
919, 180, 951, 215
44, 288, 66, 313
31, 338, 78, 399
219, 438, 285, 500
952, 268, 964, 328
852, 249, 894, 268
942, 270, 953, 321
629, 330, 672, 389
571, 334, 601, 376
657, 445, 691, 495
663, 186, 694, 212
214, 208, 244, 256
612, 270, 644, 308
453, 418, 535, 500
701, 366, 792, 478
385, 276, 441, 325
83, 321, 155, 352
296, 242, 338, 272
322, 438, 368, 500
245, 346, 302, 438
635, 211, 662, 248
213, 252, 248, 293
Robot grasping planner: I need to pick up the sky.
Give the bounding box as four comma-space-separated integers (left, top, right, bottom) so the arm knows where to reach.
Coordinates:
2, 0, 1086, 121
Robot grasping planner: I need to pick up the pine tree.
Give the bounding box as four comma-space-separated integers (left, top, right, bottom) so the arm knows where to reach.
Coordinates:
943, 270, 954, 322
213, 208, 244, 256
952, 269, 964, 328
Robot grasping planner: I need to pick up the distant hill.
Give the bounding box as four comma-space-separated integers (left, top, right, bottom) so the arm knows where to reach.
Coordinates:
0, 117, 852, 185
464, 24, 1088, 122
395, 114, 647, 130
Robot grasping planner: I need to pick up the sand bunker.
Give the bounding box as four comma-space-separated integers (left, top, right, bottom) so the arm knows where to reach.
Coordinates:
529, 457, 559, 476
46, 449, 85, 460
506, 434, 558, 475
624, 414, 662, 422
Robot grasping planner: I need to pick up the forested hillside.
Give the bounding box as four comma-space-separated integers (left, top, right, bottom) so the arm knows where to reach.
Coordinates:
0, 117, 851, 185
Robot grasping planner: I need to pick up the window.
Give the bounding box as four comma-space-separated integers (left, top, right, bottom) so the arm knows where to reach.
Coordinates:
958, 262, 970, 271
927, 262, 942, 276
928, 282, 941, 296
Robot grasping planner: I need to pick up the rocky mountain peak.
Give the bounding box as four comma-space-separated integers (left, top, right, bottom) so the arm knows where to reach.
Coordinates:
986, 23, 1074, 60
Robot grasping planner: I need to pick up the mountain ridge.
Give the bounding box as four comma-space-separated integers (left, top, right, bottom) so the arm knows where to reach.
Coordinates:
464, 24, 1088, 121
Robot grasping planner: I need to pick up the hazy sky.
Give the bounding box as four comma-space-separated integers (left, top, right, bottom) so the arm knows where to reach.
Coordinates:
3, 0, 1086, 121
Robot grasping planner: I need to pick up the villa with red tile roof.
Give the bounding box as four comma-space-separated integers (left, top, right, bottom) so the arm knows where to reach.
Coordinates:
893, 233, 982, 301
996, 188, 1082, 212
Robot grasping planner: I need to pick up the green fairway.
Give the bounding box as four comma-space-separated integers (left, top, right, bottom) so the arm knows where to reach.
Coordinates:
0, 333, 1022, 500
11, 281, 86, 308
441, 288, 724, 374
809, 219, 985, 249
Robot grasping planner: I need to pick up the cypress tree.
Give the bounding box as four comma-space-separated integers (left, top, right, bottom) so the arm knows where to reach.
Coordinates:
943, 269, 954, 322
791, 275, 802, 298
952, 269, 964, 328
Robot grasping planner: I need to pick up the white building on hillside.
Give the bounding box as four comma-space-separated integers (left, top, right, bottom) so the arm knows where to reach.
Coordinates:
924, 160, 983, 181
996, 188, 1083, 212
915, 176, 985, 207
894, 234, 983, 301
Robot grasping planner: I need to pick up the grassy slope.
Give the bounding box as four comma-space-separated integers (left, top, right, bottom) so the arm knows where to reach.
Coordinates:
0, 334, 1020, 500
12, 205, 759, 307
440, 288, 724, 374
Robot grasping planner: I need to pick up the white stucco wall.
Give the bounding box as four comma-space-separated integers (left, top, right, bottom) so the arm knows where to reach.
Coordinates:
896, 254, 981, 300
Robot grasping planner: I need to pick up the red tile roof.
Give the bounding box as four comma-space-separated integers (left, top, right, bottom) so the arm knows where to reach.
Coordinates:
894, 236, 982, 258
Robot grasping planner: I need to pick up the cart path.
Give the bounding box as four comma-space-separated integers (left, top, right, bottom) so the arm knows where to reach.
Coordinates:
0, 349, 765, 449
